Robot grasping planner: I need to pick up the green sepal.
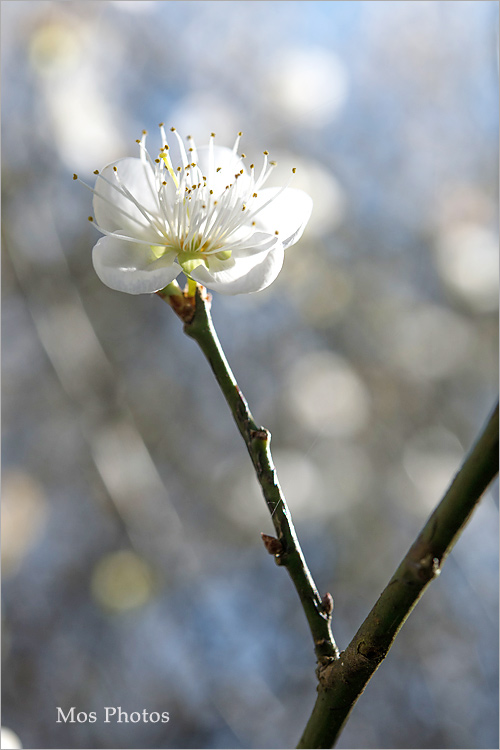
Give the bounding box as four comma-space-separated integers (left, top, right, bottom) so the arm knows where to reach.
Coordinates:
158, 281, 183, 297
179, 252, 208, 275
215, 249, 232, 261
150, 244, 167, 259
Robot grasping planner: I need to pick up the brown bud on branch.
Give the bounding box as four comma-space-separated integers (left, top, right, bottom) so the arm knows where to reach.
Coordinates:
321, 592, 334, 616
261, 533, 283, 556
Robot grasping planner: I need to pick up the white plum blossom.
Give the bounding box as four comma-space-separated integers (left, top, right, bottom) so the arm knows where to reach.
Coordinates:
77, 126, 313, 295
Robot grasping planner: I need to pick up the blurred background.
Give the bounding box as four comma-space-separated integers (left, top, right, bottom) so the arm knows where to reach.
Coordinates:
1, 1, 498, 748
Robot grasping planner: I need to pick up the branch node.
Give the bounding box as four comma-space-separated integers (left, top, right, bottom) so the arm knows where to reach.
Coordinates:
157, 282, 212, 324
250, 427, 269, 442
261, 532, 284, 556
409, 553, 441, 581
320, 592, 334, 616
356, 640, 385, 664
316, 655, 337, 683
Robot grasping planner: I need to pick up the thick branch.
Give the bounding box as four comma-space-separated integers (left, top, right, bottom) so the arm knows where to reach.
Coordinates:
297, 401, 499, 749
157, 285, 339, 664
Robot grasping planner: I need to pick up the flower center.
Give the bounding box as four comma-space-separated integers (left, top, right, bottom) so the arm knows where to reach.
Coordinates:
144, 126, 290, 265
151, 235, 233, 275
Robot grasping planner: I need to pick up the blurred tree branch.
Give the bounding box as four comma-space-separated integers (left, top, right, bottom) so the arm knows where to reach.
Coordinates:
157, 284, 339, 664
297, 401, 499, 749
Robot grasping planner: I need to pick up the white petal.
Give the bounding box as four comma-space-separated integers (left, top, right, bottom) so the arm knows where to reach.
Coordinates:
193, 146, 250, 198
203, 254, 236, 274
93, 158, 161, 241
190, 242, 285, 295
250, 187, 313, 249
217, 231, 279, 257
92, 235, 180, 294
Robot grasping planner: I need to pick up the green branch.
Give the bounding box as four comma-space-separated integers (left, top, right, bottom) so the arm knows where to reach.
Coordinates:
157, 285, 339, 664
297, 401, 499, 749
158, 284, 497, 747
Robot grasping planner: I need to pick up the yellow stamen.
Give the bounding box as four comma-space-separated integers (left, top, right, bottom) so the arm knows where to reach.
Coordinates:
159, 149, 179, 188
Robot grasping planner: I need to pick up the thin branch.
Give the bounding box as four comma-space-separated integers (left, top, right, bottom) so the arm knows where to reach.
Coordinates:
297, 401, 499, 749
157, 284, 339, 664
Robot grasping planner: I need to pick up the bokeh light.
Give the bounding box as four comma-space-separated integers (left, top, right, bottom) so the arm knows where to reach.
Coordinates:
90, 549, 157, 612
0, 727, 23, 750
286, 350, 372, 437
1, 472, 48, 578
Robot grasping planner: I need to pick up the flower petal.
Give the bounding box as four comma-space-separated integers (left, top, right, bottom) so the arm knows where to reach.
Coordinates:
93, 158, 162, 241
193, 146, 250, 198
212, 231, 279, 258
190, 241, 284, 295
250, 187, 313, 249
92, 235, 180, 294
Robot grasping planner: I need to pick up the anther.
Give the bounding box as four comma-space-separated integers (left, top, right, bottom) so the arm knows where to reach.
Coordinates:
240, 153, 246, 158
238, 131, 243, 136
211, 132, 216, 138
158, 122, 164, 127
113, 166, 117, 172
88, 216, 94, 222
162, 181, 167, 185
250, 163, 255, 169
270, 161, 277, 166
292, 167, 297, 173
191, 162, 196, 167
242, 205, 246, 211
216, 167, 221, 172
73, 174, 78, 180
189, 148, 193, 152
135, 139, 140, 143
275, 230, 279, 235
155, 158, 160, 163
263, 150, 269, 155
142, 130, 147, 134
94, 170, 99, 175
253, 193, 257, 197
170, 126, 176, 131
